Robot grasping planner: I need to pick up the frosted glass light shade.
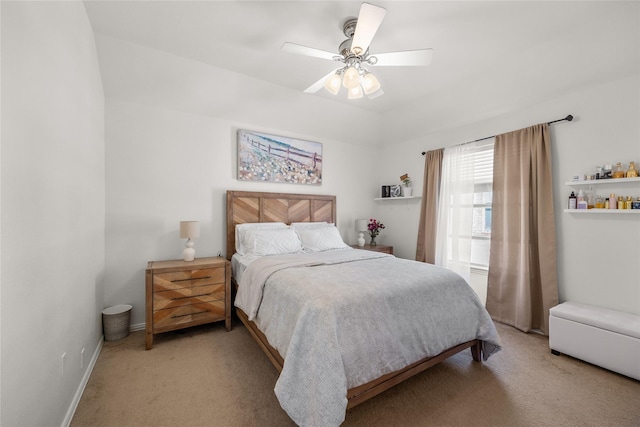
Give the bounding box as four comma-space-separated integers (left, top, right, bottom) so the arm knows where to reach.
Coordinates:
342, 66, 360, 89
348, 85, 364, 99
324, 73, 342, 95
362, 72, 381, 95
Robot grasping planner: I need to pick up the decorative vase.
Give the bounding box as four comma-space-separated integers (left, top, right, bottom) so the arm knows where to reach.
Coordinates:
403, 186, 413, 197
370, 236, 377, 246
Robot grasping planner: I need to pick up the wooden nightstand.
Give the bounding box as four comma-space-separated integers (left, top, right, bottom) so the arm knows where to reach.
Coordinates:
351, 244, 394, 255
145, 256, 231, 350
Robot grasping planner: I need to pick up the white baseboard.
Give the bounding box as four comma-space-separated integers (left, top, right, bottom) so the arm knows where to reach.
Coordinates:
130, 322, 145, 332
61, 335, 104, 427
61, 323, 145, 426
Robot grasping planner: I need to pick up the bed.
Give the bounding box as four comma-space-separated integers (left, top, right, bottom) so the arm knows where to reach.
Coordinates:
226, 190, 501, 426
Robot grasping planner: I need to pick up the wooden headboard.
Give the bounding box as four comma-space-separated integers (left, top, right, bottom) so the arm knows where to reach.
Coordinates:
226, 190, 337, 260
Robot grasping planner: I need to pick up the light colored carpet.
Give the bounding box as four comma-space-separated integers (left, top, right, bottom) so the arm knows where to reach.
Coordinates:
71, 319, 640, 426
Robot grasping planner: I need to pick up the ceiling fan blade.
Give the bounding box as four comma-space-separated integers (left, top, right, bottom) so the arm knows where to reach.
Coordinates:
281, 42, 337, 61
304, 68, 341, 94
373, 49, 434, 66
350, 3, 387, 56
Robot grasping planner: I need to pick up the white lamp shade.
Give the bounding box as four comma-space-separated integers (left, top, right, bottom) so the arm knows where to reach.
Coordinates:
180, 221, 200, 239
324, 73, 342, 95
362, 72, 381, 95
342, 66, 360, 89
348, 85, 364, 99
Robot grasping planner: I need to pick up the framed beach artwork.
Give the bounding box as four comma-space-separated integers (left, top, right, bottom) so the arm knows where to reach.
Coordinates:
237, 130, 322, 185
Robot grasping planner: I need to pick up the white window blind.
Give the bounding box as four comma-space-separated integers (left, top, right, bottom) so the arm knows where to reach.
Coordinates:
474, 141, 494, 184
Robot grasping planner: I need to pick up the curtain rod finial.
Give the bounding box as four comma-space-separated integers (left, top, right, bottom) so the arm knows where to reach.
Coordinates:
566, 114, 573, 121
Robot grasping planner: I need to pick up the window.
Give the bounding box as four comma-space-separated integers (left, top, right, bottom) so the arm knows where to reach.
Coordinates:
470, 141, 494, 268
436, 139, 494, 281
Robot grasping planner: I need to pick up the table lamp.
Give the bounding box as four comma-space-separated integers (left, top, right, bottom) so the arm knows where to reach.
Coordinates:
180, 221, 200, 261
355, 219, 368, 247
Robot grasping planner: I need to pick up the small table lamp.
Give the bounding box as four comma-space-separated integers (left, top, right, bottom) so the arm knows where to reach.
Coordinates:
355, 219, 368, 247
180, 221, 200, 261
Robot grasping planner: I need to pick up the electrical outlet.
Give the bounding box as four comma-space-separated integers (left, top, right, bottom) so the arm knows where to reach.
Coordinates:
60, 353, 67, 378
80, 348, 85, 369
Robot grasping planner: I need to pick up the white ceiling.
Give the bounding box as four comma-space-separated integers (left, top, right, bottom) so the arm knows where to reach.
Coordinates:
84, 1, 639, 118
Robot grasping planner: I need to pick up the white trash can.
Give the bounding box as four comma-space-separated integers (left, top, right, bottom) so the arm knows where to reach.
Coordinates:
102, 304, 132, 341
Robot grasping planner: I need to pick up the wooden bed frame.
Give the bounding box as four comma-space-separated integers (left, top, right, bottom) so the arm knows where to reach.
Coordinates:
226, 190, 482, 410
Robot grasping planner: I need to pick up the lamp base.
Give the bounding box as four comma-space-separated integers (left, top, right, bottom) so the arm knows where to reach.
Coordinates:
183, 240, 195, 261
357, 232, 365, 247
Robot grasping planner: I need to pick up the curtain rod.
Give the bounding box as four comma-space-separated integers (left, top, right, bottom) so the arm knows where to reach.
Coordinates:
421, 114, 573, 155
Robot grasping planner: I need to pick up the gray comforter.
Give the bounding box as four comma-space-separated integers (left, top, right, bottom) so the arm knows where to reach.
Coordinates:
235, 249, 501, 427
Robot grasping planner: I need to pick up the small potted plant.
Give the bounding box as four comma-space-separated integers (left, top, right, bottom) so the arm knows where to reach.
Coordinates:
400, 173, 413, 197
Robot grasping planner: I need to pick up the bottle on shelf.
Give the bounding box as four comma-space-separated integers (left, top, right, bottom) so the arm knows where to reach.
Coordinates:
595, 165, 603, 180
626, 161, 638, 178
625, 196, 633, 210
595, 195, 605, 209
577, 190, 588, 209
568, 191, 577, 209
617, 196, 624, 209
586, 186, 595, 209
612, 162, 626, 179
609, 193, 617, 209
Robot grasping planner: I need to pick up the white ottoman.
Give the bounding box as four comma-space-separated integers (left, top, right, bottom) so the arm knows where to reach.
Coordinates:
549, 302, 640, 381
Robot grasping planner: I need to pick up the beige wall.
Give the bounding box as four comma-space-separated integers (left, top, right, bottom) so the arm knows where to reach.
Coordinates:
1, 2, 105, 425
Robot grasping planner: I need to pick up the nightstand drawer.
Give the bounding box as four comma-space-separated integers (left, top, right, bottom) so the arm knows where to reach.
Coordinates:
153, 283, 226, 310
153, 268, 225, 291
153, 300, 226, 330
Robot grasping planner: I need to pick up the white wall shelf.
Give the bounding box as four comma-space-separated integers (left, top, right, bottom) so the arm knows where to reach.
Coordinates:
565, 176, 639, 212
564, 209, 639, 214
374, 196, 422, 201
565, 177, 640, 186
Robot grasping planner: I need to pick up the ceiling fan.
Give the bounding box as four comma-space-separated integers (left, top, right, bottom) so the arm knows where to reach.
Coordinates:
282, 2, 433, 100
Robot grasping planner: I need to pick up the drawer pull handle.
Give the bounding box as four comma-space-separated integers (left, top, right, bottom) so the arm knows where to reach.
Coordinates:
171, 309, 209, 319
171, 293, 211, 301
172, 276, 212, 283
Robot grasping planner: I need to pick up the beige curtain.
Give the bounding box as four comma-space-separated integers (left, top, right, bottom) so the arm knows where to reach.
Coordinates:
416, 148, 443, 263
486, 124, 558, 335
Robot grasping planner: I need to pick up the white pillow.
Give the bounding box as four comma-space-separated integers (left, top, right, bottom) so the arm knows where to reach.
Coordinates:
290, 222, 331, 229
235, 222, 287, 255
242, 228, 303, 257
296, 225, 349, 252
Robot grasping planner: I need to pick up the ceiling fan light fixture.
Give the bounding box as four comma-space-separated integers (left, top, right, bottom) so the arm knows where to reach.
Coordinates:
362, 72, 381, 95
342, 66, 360, 89
348, 85, 364, 99
282, 2, 432, 100
324, 72, 342, 95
